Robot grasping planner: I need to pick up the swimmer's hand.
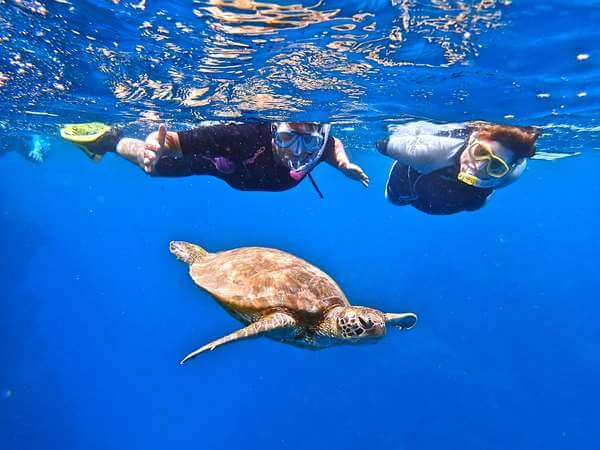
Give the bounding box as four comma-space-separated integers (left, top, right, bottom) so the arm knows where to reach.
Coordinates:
341, 162, 369, 188
142, 124, 166, 173
143, 124, 182, 173
144, 124, 167, 154
326, 137, 369, 188
28, 135, 47, 163
28, 147, 44, 163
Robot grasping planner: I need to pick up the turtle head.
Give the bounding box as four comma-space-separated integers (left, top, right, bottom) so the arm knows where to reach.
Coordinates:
330, 306, 387, 342
324, 307, 418, 343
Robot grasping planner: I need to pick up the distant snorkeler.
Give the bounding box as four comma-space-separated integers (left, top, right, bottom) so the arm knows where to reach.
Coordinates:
377, 120, 541, 215
0, 134, 50, 163
60, 122, 369, 195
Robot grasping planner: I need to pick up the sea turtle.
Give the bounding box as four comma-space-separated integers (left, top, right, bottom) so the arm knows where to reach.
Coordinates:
170, 241, 417, 364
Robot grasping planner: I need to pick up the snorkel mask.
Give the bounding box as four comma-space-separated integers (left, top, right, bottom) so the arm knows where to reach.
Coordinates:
274, 122, 331, 180
457, 139, 525, 188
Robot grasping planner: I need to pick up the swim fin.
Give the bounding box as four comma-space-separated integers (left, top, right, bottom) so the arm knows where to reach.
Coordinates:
532, 150, 581, 161
60, 122, 122, 161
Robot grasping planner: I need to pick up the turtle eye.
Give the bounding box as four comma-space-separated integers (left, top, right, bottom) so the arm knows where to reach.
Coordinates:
359, 317, 373, 329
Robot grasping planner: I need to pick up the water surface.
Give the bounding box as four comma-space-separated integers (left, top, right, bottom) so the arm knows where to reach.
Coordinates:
1, 1, 599, 450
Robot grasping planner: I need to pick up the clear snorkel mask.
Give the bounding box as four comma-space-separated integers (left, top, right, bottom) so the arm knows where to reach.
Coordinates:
273, 122, 331, 180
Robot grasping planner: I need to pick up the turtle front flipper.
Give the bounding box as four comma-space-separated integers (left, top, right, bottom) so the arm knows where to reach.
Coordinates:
180, 312, 296, 364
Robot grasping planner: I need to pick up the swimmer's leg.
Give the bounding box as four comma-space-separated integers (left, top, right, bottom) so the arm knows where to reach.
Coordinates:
385, 162, 415, 206
115, 138, 146, 171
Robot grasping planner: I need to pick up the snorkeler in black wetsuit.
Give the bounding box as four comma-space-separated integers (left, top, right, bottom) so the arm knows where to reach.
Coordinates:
158, 122, 331, 191
62, 121, 369, 193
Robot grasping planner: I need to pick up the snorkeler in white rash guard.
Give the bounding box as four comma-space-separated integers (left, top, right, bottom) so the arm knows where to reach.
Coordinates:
377, 121, 540, 215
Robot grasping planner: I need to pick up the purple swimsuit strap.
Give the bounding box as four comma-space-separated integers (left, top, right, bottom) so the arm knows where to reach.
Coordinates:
201, 145, 266, 174
243, 146, 266, 167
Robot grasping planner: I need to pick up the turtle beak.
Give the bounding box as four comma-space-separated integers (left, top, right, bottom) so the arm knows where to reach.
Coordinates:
384, 312, 418, 330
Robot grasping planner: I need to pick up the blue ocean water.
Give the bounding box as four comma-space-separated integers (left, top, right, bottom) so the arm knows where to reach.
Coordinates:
1, 1, 599, 449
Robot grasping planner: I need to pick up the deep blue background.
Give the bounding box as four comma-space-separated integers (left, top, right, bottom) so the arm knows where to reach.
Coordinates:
1, 1, 600, 450
2, 132, 600, 450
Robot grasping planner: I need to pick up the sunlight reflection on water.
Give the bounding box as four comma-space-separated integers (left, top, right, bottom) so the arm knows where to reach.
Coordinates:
1, 0, 508, 122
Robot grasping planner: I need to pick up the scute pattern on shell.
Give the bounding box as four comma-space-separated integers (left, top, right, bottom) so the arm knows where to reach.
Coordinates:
189, 247, 349, 319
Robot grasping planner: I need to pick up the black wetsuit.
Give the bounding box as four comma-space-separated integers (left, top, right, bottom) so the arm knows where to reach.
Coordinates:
154, 122, 333, 192
386, 160, 493, 215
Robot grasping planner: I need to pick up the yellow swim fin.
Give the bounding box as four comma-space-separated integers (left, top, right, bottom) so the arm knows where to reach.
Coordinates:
60, 122, 122, 161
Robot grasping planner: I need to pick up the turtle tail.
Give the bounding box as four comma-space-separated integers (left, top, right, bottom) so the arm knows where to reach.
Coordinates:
169, 241, 208, 264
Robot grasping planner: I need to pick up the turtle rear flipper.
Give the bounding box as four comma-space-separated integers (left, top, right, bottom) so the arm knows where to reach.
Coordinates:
170, 241, 209, 264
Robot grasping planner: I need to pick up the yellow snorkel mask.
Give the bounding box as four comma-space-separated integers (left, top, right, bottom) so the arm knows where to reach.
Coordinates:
468, 140, 511, 178
458, 139, 514, 188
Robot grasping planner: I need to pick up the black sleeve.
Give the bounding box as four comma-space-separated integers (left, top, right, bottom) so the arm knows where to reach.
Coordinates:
177, 123, 271, 162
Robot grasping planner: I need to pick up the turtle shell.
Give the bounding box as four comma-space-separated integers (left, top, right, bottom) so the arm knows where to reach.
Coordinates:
188, 247, 349, 320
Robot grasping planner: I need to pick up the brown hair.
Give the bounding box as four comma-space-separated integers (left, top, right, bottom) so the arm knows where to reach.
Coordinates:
468, 122, 541, 158
287, 122, 321, 133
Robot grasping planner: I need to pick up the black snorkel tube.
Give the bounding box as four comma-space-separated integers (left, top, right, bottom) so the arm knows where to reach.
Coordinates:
308, 173, 324, 199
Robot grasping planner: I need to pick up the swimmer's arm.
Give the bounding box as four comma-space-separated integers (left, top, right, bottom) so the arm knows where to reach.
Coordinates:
151, 123, 263, 161
325, 137, 369, 188
381, 134, 463, 174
